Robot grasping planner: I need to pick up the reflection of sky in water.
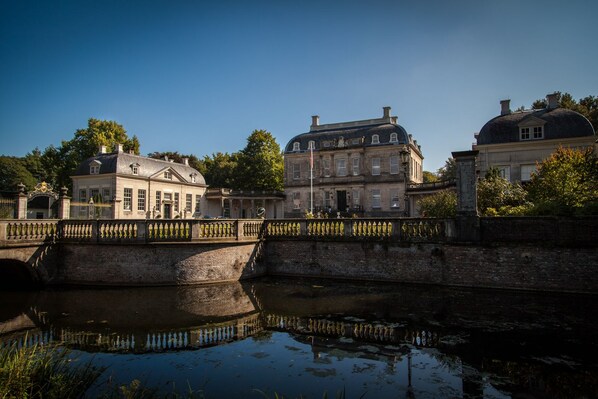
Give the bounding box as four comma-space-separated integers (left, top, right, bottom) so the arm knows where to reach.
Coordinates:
83, 331, 509, 398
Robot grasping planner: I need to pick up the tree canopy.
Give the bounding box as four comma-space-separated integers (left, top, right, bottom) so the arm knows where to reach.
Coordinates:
422, 171, 439, 183
437, 158, 456, 181
234, 130, 284, 191
0, 156, 37, 192
526, 147, 598, 215
477, 168, 530, 216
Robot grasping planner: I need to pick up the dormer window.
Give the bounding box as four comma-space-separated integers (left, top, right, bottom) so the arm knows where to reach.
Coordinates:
371, 134, 380, 144
190, 173, 197, 183
90, 160, 101, 175
390, 133, 398, 143
164, 171, 172, 180
293, 142, 300, 151
308, 140, 315, 150
520, 126, 543, 140
130, 163, 140, 175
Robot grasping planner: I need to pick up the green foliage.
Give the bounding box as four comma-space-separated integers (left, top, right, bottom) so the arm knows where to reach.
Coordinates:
147, 151, 205, 175
526, 147, 598, 215
477, 167, 529, 216
422, 171, 439, 183
417, 190, 457, 218
436, 158, 456, 181
202, 152, 239, 188
235, 130, 284, 191
0, 156, 37, 191
0, 341, 103, 398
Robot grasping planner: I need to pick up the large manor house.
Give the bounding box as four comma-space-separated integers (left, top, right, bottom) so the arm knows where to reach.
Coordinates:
13, 93, 596, 220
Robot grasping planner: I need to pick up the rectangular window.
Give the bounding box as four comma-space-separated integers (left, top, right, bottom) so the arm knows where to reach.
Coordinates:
520, 164, 536, 181
497, 166, 511, 181
372, 158, 381, 176
156, 191, 161, 208
352, 157, 360, 175
195, 195, 201, 214
137, 189, 146, 211
102, 188, 110, 202
174, 193, 179, 212
391, 189, 401, 208
336, 158, 347, 176
164, 171, 172, 180
293, 163, 300, 180
185, 194, 192, 212
79, 189, 87, 203
372, 189, 381, 208
533, 126, 543, 139
90, 165, 99, 174
324, 191, 331, 209
90, 189, 99, 202
323, 159, 331, 177
293, 192, 301, 210
132, 165, 139, 175
390, 156, 399, 174
352, 190, 360, 208
520, 127, 530, 140
123, 188, 132, 211
163, 192, 172, 201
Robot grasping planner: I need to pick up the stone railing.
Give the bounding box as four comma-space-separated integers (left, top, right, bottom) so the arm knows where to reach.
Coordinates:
0, 218, 454, 245
264, 218, 454, 242
0, 219, 266, 245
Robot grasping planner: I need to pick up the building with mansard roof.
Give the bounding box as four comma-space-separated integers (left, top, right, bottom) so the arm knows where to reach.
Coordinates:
283, 106, 424, 217
473, 93, 596, 182
71, 144, 207, 219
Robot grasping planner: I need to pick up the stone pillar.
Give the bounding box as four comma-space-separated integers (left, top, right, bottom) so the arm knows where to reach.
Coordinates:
57, 186, 71, 220
16, 183, 28, 219
451, 150, 480, 242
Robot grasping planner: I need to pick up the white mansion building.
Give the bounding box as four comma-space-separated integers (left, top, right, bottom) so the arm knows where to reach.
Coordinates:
283, 107, 424, 217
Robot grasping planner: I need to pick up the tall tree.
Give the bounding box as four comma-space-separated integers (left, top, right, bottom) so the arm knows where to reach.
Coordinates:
417, 190, 457, 218
235, 130, 284, 191
0, 156, 37, 192
437, 158, 456, 181
422, 171, 439, 183
527, 147, 598, 215
147, 151, 205, 174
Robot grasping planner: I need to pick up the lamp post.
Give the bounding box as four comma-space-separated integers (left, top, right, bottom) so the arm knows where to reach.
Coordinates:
400, 145, 410, 217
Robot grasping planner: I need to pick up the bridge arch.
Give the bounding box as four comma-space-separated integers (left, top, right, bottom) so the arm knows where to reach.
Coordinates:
0, 258, 44, 290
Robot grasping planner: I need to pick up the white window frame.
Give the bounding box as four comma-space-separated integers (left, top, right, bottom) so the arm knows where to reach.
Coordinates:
308, 140, 315, 150
323, 159, 331, 177
293, 142, 300, 151
391, 189, 401, 208
293, 192, 301, 210
390, 156, 399, 174
185, 193, 192, 212
371, 189, 381, 209
123, 188, 133, 211
371, 134, 380, 144
390, 133, 398, 143
137, 189, 146, 211
352, 190, 360, 208
164, 171, 172, 180
293, 163, 300, 180
372, 158, 381, 176
336, 158, 347, 176
174, 193, 179, 212
497, 166, 511, 181
90, 165, 100, 174
352, 157, 360, 175
520, 164, 536, 182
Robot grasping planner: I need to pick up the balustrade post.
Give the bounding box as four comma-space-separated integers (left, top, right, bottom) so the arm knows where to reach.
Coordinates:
0, 221, 7, 241
137, 221, 147, 242
236, 220, 242, 241
391, 219, 401, 241
191, 220, 202, 241
91, 220, 99, 243
299, 219, 308, 237
343, 219, 352, 237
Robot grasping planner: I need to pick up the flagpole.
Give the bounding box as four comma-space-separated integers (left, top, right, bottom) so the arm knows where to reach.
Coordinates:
310, 146, 314, 214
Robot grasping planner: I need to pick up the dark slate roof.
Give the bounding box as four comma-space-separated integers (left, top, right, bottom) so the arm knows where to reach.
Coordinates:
71, 152, 207, 185
477, 107, 595, 145
284, 122, 412, 153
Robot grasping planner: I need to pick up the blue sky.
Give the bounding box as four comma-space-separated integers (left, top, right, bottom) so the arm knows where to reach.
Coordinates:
1, 0, 596, 172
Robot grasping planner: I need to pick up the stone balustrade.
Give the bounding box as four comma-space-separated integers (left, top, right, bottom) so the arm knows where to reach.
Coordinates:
0, 217, 454, 245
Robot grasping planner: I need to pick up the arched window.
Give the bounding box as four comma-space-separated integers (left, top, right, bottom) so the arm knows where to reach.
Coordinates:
390, 133, 398, 143
293, 142, 300, 151
371, 134, 380, 144
308, 140, 315, 150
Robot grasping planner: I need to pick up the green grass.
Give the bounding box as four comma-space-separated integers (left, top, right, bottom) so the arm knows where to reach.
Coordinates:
0, 340, 103, 399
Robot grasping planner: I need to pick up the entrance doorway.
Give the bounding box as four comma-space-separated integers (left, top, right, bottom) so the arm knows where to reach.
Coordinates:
163, 204, 172, 219
336, 190, 347, 212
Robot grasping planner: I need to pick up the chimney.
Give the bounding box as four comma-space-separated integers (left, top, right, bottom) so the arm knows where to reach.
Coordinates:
116, 143, 123, 153
547, 93, 559, 109
98, 145, 107, 155
383, 106, 391, 119
182, 157, 189, 166
311, 115, 320, 128
500, 99, 511, 116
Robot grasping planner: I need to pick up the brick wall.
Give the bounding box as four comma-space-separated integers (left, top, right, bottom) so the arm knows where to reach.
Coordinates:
265, 241, 598, 293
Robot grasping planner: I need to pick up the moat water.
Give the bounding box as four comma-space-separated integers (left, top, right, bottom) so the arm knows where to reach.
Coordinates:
1, 277, 597, 398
